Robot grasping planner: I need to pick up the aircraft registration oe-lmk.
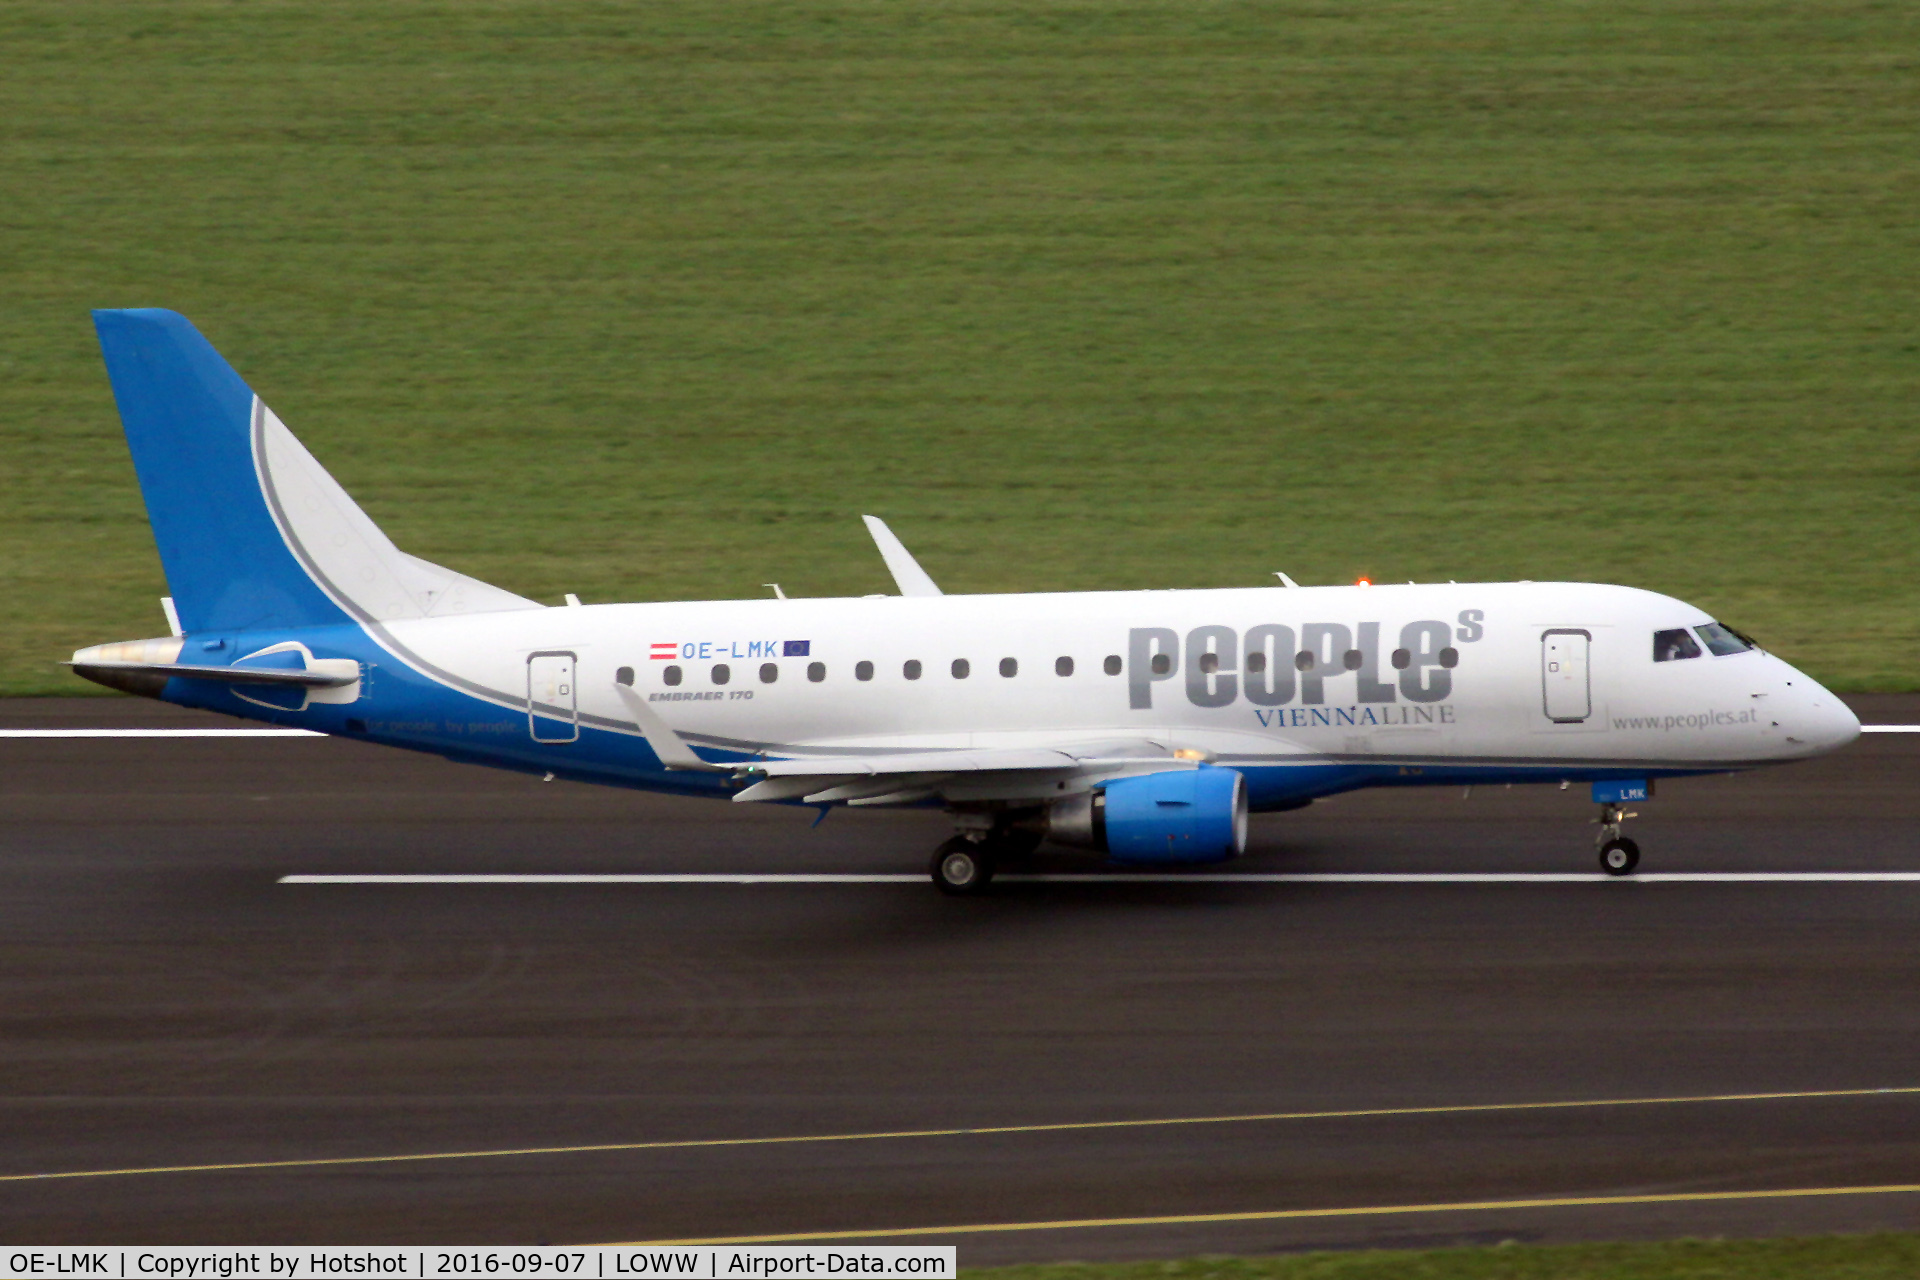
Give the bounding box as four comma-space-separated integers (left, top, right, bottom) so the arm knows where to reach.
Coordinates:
72, 310, 1861, 893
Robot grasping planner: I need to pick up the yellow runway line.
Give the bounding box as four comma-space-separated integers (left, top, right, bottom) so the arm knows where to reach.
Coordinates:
5, 1084, 1916, 1184
624, 1183, 1920, 1244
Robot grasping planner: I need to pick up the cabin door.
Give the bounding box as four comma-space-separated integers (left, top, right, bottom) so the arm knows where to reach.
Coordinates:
1541, 630, 1591, 723
527, 651, 579, 742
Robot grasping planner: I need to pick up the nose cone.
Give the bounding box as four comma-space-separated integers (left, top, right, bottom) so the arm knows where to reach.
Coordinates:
1788, 672, 1861, 755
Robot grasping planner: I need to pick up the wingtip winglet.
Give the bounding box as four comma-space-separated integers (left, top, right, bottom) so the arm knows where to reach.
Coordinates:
613, 682, 730, 772
861, 515, 943, 597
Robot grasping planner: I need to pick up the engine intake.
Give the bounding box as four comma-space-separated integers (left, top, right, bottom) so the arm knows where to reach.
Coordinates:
1048, 767, 1248, 864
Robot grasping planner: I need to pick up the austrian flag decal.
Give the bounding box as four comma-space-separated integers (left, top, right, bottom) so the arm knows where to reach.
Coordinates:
649, 642, 677, 661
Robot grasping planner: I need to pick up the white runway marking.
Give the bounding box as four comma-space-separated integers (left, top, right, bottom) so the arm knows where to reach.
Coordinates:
5, 725, 1916, 738
280, 871, 1920, 885
0, 728, 321, 737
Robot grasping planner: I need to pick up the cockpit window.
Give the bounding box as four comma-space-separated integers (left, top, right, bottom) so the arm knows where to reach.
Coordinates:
1697, 621, 1756, 656
1653, 628, 1702, 662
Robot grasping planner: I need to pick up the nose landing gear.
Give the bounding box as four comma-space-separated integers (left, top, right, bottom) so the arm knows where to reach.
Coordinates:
1588, 780, 1650, 876
1595, 802, 1640, 876
1598, 829, 1640, 875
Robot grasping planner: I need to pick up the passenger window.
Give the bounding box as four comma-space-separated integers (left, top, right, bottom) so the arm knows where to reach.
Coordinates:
1294, 650, 1315, 671
1439, 647, 1459, 669
1653, 629, 1702, 662
662, 665, 682, 687
1246, 651, 1266, 674
807, 661, 826, 682
712, 663, 731, 685
952, 658, 970, 679
1056, 656, 1074, 677
1390, 649, 1410, 670
904, 659, 922, 681
760, 663, 779, 684
1104, 654, 1122, 675
1697, 622, 1756, 656
616, 666, 635, 686
1198, 652, 1219, 674
999, 657, 1018, 678
1341, 649, 1362, 671
1150, 653, 1171, 675
856, 660, 874, 682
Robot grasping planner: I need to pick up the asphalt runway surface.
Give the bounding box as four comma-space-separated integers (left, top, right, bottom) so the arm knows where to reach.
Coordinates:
4, 695, 1919, 1259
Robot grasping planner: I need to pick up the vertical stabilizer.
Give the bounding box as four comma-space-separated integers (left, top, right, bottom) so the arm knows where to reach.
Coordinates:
93, 309, 540, 634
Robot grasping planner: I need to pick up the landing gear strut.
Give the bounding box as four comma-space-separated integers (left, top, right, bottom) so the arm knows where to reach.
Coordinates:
1595, 803, 1640, 876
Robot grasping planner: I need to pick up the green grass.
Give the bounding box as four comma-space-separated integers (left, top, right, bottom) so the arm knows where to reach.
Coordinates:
3, 0, 1916, 694
971, 1234, 1920, 1279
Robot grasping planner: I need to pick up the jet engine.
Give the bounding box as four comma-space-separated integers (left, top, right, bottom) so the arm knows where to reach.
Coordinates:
1047, 767, 1248, 864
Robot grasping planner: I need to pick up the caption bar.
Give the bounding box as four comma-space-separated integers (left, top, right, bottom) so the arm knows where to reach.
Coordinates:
0, 1250, 955, 1280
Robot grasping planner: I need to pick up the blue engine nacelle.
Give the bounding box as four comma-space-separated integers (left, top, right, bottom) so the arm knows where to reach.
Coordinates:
1047, 767, 1248, 864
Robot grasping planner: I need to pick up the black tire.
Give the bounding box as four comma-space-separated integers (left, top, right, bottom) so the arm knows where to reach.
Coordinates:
932, 837, 996, 896
1599, 837, 1641, 877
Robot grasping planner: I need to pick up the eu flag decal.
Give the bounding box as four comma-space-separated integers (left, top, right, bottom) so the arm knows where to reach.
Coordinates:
783, 640, 811, 657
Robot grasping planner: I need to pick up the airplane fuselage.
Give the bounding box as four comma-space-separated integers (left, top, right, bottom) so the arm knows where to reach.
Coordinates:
73, 309, 1863, 888
125, 580, 1856, 810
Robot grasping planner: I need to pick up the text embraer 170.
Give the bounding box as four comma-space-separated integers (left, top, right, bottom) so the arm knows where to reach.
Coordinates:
72, 311, 1861, 892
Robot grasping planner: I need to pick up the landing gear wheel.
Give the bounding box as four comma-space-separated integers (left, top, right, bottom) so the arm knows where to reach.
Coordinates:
932, 837, 996, 896
1599, 837, 1640, 876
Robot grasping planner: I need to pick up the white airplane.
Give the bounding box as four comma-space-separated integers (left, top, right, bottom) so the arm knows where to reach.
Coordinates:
72, 310, 1862, 893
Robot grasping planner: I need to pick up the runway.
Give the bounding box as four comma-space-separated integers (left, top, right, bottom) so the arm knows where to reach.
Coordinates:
3, 694, 1918, 1259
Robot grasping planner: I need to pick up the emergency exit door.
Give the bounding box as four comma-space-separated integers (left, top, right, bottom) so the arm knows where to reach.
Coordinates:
527, 651, 579, 742
1541, 630, 1591, 723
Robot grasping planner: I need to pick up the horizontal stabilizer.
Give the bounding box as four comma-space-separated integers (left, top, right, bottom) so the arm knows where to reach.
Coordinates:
69, 635, 362, 700
68, 660, 355, 688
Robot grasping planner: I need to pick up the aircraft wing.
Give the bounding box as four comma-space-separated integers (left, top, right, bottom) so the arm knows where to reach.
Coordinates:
746, 747, 1082, 777
731, 741, 1199, 805
611, 677, 1205, 804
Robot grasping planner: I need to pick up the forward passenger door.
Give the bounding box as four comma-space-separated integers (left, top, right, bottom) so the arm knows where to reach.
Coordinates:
1541, 630, 1591, 724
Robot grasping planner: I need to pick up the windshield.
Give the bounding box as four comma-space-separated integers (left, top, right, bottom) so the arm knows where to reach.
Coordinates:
1653, 628, 1702, 662
1697, 621, 1757, 656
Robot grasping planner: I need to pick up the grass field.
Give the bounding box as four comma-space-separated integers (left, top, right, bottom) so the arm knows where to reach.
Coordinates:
2, 0, 1915, 694
971, 1234, 1920, 1279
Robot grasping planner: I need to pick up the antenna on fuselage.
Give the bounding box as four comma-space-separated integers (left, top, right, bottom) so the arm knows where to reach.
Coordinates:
1273, 572, 1301, 588
861, 515, 943, 597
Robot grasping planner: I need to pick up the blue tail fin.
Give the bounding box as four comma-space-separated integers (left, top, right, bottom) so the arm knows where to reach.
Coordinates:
94, 309, 351, 633
93, 309, 539, 635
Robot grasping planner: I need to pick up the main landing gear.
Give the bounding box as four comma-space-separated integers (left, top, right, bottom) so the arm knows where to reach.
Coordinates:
931, 836, 994, 895
930, 821, 1043, 896
1595, 803, 1640, 876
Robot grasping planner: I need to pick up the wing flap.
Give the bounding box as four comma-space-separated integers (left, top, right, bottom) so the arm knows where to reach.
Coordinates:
729, 741, 1203, 804
745, 747, 1082, 778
